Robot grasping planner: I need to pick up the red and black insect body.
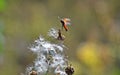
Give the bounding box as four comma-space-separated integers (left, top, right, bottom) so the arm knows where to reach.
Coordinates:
60, 18, 71, 31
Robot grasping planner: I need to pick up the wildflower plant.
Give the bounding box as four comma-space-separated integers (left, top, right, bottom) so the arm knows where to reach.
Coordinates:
25, 28, 69, 75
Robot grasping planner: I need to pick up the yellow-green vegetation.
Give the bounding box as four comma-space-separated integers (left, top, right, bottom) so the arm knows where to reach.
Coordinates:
1, 0, 120, 75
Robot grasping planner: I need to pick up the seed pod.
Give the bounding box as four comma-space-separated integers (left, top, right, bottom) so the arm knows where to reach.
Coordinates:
65, 64, 74, 75
29, 70, 37, 75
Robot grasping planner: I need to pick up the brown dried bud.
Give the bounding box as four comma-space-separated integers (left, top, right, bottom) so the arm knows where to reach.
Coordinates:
29, 70, 37, 75
56, 73, 60, 75
57, 29, 65, 41
65, 64, 74, 75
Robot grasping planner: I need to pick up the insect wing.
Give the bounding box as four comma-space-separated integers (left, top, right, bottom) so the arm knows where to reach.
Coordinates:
65, 22, 71, 26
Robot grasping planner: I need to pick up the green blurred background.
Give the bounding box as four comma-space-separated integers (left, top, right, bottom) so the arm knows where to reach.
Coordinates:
0, 0, 120, 75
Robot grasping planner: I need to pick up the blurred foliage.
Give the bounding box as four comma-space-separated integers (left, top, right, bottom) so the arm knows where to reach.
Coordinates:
0, 0, 6, 12
0, 33, 4, 53
0, 20, 4, 52
0, 0, 120, 75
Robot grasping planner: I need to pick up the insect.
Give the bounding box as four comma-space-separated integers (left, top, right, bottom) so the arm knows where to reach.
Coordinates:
59, 17, 71, 31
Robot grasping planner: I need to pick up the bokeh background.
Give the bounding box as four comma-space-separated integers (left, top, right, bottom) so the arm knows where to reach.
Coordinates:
0, 0, 120, 75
